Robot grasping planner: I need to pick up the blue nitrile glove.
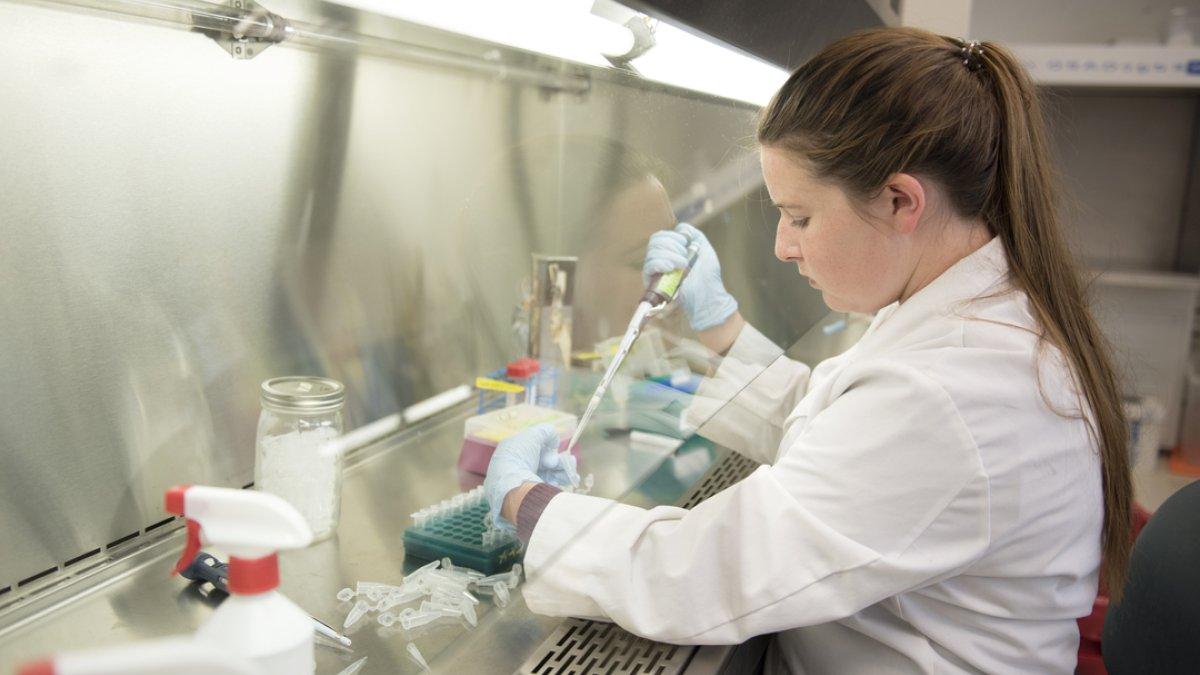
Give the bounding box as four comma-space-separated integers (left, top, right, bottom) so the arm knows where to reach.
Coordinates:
642, 222, 739, 332
484, 424, 578, 533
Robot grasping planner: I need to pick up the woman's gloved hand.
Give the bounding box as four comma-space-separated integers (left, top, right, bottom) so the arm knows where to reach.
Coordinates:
484, 424, 578, 532
643, 222, 739, 332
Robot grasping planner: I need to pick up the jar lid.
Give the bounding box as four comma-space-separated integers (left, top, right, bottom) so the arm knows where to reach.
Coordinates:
507, 358, 540, 378
261, 376, 345, 413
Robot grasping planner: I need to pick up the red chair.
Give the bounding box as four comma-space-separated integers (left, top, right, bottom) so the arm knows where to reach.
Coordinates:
1075, 503, 1153, 675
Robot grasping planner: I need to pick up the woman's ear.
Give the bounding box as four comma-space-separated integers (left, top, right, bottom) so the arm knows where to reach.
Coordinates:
880, 172, 925, 235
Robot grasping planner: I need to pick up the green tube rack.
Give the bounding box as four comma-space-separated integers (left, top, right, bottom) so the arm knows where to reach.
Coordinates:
402, 493, 523, 575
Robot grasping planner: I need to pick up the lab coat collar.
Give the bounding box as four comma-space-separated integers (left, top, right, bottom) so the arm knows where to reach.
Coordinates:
857, 236, 1011, 355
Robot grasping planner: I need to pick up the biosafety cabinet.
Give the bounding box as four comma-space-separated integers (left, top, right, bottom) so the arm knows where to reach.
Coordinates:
0, 0, 880, 671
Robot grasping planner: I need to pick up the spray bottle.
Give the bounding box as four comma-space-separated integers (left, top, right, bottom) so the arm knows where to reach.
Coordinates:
17, 638, 264, 675
166, 484, 315, 675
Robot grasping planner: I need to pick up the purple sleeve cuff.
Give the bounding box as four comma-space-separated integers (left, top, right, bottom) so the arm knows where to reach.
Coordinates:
517, 482, 562, 544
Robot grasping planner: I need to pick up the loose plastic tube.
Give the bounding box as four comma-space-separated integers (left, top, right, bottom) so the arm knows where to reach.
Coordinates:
337, 656, 369, 675
378, 587, 424, 611
461, 602, 478, 627
493, 583, 510, 608
400, 611, 440, 630
343, 600, 370, 629
406, 643, 432, 672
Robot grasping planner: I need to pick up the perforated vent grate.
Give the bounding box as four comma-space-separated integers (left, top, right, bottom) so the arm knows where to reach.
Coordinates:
519, 616, 693, 675
518, 449, 760, 675
675, 450, 759, 510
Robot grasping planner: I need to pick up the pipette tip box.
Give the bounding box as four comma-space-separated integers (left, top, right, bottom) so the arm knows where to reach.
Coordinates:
457, 404, 578, 475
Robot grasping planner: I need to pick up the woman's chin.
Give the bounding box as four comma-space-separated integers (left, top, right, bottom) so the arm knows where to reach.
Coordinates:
820, 291, 847, 313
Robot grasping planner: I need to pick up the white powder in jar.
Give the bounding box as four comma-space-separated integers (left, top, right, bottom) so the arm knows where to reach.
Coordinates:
257, 425, 342, 539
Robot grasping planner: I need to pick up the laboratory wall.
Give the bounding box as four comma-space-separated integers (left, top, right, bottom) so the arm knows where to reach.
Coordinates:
0, 0, 825, 593
1045, 90, 1197, 271
971, 0, 1200, 45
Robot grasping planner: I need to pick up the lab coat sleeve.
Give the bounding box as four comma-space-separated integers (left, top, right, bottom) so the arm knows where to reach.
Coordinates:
523, 360, 990, 644
683, 324, 811, 464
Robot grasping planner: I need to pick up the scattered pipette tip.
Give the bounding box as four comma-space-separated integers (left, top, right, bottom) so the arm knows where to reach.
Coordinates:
313, 616, 353, 648
336, 656, 368, 675
407, 643, 432, 672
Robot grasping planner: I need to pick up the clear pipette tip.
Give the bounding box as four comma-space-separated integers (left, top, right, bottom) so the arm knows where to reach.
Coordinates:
314, 616, 353, 648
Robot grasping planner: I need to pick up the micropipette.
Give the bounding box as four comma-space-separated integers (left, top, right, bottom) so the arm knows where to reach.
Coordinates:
563, 236, 702, 473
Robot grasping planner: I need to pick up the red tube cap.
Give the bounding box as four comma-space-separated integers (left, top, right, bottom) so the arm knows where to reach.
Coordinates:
507, 358, 540, 378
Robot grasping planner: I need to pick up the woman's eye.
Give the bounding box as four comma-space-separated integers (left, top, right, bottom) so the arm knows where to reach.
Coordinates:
791, 217, 809, 229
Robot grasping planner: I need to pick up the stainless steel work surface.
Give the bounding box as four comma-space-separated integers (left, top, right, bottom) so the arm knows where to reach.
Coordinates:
0, 396, 733, 673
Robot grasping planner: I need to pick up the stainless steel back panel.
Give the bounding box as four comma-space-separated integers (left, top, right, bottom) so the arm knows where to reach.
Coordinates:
0, 0, 827, 593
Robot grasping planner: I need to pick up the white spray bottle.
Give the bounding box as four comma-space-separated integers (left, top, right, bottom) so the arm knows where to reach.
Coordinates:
17, 637, 264, 675
165, 484, 314, 675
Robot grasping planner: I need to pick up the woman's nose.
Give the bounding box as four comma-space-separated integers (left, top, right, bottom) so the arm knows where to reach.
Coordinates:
774, 219, 799, 262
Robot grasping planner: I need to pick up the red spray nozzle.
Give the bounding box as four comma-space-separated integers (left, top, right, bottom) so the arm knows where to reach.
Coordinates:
164, 484, 190, 516
161, 484, 311, 591
17, 660, 54, 675
165, 485, 200, 576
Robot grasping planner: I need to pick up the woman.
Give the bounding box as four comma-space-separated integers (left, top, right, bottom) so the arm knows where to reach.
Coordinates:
485, 27, 1131, 673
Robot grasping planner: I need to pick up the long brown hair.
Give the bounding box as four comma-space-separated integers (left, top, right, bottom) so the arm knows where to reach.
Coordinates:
758, 27, 1132, 600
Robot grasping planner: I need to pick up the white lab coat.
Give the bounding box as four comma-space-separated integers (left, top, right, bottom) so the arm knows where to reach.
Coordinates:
523, 238, 1103, 673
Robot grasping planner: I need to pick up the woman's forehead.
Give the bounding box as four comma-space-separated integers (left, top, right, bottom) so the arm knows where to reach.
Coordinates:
761, 147, 825, 205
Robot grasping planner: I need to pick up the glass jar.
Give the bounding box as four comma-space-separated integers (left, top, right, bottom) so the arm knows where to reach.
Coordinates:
254, 376, 346, 541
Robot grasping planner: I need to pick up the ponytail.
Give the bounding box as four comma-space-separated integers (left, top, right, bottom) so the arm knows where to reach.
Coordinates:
978, 42, 1132, 600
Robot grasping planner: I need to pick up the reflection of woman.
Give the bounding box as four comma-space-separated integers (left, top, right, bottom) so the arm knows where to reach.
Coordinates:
487, 28, 1131, 672
566, 142, 679, 347
464, 135, 680, 364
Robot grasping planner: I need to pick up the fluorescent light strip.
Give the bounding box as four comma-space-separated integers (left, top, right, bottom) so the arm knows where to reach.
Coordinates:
330, 0, 788, 105
633, 21, 789, 105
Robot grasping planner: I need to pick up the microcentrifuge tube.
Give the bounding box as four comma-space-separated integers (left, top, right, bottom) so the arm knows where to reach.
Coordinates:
400, 610, 439, 631
336, 656, 368, 675
462, 602, 478, 627
378, 587, 424, 611
407, 643, 432, 672
356, 580, 401, 595
378, 612, 396, 627
343, 599, 370, 629
493, 582, 510, 608
336, 587, 355, 602
410, 559, 440, 577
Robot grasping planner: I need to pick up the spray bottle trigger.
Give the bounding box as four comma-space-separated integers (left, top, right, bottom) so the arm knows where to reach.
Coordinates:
173, 520, 202, 576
